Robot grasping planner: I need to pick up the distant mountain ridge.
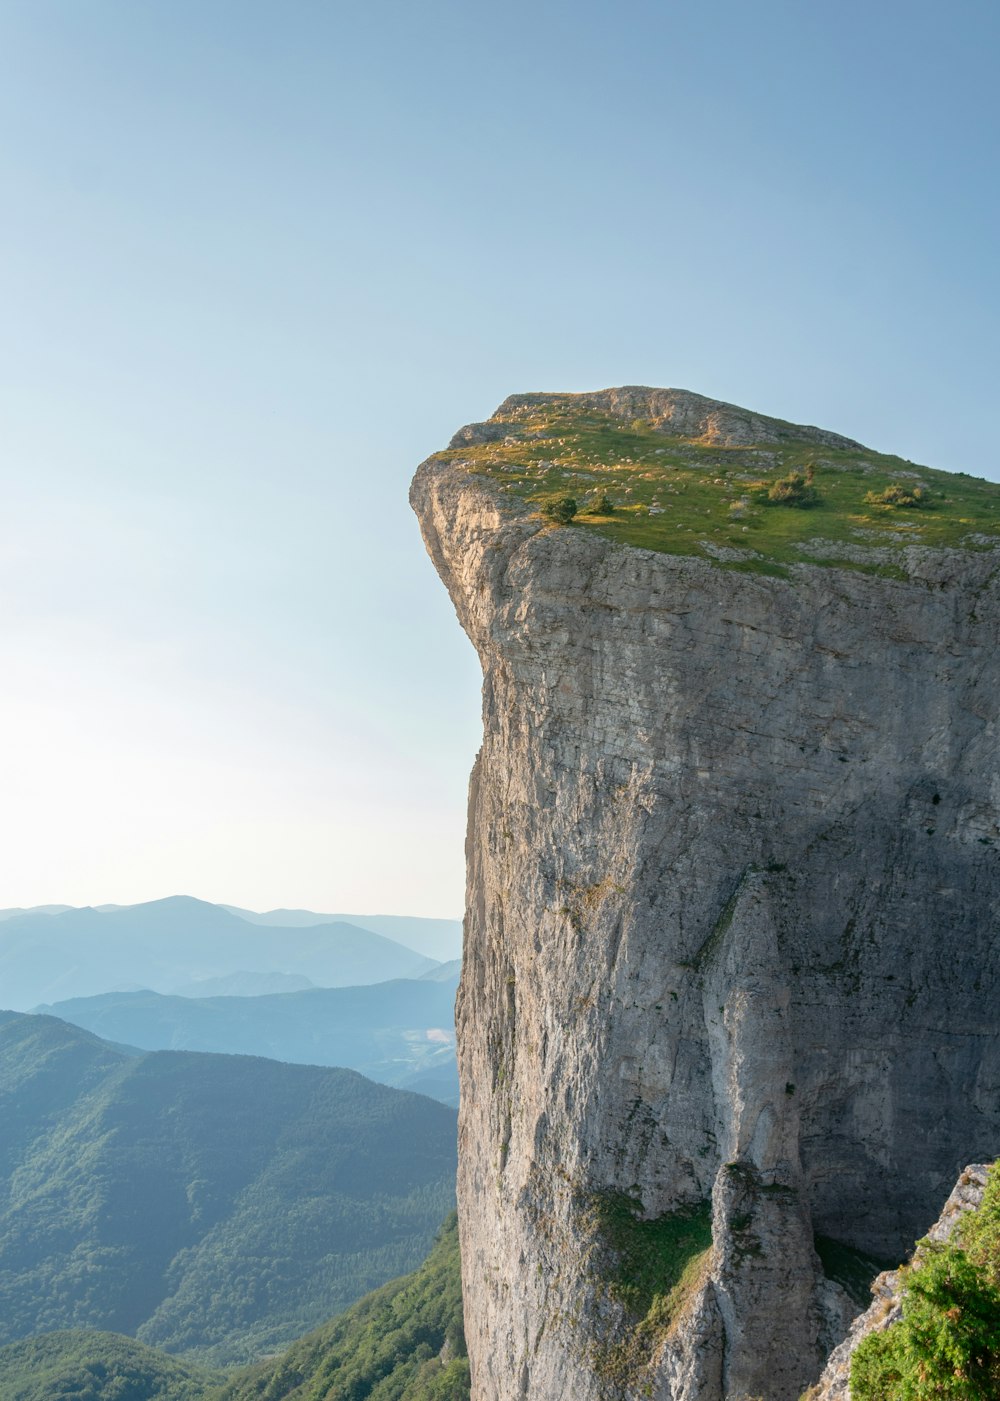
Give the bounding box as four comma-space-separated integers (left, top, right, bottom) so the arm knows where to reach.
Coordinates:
419, 957, 463, 983
35, 976, 461, 1104
0, 896, 441, 1010
0, 1012, 457, 1364
0, 905, 74, 920
0, 900, 463, 961
173, 971, 317, 998
220, 907, 463, 962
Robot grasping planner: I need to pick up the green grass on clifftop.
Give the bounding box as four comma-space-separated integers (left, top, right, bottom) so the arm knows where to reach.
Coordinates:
435, 396, 1000, 576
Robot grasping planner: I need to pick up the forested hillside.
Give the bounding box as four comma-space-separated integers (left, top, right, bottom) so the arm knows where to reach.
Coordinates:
215, 1213, 468, 1401
0, 1331, 221, 1401
0, 1217, 468, 1401
0, 1013, 457, 1364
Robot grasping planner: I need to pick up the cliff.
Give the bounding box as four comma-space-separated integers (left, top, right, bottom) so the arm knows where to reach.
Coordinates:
410, 387, 1000, 1401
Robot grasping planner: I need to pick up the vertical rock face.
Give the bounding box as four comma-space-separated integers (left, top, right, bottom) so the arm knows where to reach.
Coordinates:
410, 389, 1000, 1401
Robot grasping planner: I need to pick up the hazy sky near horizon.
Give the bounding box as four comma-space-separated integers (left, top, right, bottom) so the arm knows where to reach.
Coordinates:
1, 1, 997, 917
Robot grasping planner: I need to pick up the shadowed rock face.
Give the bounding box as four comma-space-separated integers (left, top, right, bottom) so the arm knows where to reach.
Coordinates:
411, 388, 1000, 1401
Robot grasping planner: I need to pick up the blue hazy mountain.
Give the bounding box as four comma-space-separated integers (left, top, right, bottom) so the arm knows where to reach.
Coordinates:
419, 958, 463, 983
0, 896, 438, 1010
172, 971, 317, 997
221, 907, 463, 962
35, 974, 461, 1104
0, 905, 74, 920
0, 1012, 457, 1365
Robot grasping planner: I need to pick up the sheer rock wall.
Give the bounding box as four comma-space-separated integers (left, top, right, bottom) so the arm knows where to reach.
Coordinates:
410, 393, 1000, 1401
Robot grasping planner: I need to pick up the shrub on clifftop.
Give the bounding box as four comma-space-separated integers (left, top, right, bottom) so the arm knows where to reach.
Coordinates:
754, 467, 821, 508
541, 494, 578, 524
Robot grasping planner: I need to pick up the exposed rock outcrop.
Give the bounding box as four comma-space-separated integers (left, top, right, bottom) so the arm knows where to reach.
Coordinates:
450, 386, 863, 451
411, 388, 1000, 1401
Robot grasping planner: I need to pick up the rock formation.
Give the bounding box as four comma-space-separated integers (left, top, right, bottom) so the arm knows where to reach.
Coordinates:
410, 387, 1000, 1400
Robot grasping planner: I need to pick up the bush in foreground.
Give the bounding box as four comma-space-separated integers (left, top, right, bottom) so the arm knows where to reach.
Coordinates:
850, 1164, 1000, 1401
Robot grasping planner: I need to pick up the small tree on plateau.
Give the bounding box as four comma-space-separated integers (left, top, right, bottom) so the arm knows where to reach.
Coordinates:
542, 495, 578, 525
757, 469, 821, 508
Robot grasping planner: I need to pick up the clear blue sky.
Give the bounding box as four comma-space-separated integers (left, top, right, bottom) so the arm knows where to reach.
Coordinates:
0, 1, 996, 915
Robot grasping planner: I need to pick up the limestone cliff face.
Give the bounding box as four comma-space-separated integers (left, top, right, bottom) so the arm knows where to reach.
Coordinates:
410, 388, 1000, 1401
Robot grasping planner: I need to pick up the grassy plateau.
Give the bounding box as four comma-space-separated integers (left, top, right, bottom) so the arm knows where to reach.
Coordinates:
435, 394, 1000, 579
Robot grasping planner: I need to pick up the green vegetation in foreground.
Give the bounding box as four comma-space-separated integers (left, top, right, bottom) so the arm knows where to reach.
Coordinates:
586, 1190, 713, 1385
0, 1330, 221, 1401
435, 398, 1000, 573
849, 1162, 1000, 1400
215, 1213, 468, 1401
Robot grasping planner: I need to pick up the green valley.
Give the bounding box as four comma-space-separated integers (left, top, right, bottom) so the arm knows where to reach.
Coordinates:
215, 1212, 468, 1401
0, 1216, 468, 1401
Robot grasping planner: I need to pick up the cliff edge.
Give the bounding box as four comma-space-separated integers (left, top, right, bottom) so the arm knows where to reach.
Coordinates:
411, 387, 1000, 1400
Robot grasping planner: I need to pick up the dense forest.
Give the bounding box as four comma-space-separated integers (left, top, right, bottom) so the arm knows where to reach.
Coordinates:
0, 1331, 222, 1401
0, 1216, 468, 1401
0, 1013, 456, 1363
216, 1213, 468, 1401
